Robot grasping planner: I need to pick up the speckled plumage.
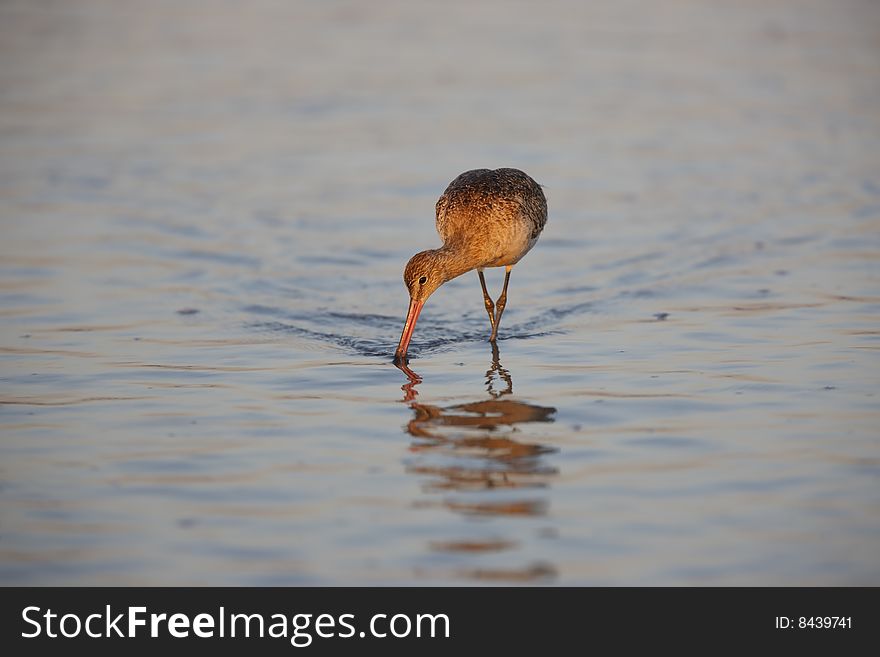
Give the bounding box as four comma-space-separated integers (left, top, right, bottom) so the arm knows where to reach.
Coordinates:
394, 168, 547, 362
435, 168, 547, 267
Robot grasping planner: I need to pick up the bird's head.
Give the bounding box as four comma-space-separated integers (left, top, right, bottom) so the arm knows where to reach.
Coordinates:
395, 250, 447, 362
403, 250, 445, 304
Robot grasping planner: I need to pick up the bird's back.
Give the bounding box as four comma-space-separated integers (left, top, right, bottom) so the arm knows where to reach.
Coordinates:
435, 169, 547, 248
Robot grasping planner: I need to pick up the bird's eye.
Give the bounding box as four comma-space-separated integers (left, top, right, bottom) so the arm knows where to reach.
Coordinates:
418, 276, 427, 285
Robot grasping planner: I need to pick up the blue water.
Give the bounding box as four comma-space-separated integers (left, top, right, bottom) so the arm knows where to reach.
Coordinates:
1, 0, 878, 584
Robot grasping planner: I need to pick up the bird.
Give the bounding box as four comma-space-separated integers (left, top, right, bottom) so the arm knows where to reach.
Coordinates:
394, 168, 547, 363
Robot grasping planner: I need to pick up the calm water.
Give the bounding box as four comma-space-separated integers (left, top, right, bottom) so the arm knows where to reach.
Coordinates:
1, 1, 879, 585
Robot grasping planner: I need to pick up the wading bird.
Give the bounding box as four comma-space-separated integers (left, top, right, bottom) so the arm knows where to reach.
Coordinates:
394, 168, 547, 363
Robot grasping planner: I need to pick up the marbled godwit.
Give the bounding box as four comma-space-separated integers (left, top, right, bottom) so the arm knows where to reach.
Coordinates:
394, 168, 547, 363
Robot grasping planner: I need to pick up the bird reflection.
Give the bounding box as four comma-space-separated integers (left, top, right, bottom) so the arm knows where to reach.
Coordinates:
485, 341, 512, 397
395, 344, 557, 514
395, 346, 559, 581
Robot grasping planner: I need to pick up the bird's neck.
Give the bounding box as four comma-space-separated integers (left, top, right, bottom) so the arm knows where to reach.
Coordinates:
434, 243, 477, 283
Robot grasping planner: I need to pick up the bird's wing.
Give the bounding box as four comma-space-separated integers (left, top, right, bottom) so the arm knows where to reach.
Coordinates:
434, 192, 450, 240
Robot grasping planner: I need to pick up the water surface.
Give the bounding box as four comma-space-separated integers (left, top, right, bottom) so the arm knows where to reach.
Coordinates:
1, 0, 879, 584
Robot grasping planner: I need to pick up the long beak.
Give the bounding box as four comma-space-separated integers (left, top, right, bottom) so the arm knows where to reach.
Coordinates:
394, 297, 424, 362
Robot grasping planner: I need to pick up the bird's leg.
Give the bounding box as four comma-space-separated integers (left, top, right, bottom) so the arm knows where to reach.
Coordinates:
477, 269, 496, 337
489, 266, 512, 342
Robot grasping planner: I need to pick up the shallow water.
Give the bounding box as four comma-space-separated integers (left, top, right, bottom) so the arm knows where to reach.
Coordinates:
1, 0, 879, 585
